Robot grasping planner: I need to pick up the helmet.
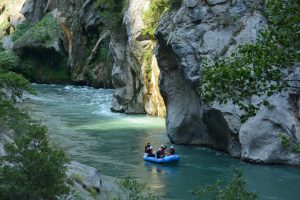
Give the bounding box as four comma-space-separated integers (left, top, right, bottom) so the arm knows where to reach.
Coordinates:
160, 144, 164, 147
170, 146, 174, 149
150, 146, 153, 149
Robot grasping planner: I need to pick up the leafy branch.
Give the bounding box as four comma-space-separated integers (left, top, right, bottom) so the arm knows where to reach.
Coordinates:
199, 0, 300, 122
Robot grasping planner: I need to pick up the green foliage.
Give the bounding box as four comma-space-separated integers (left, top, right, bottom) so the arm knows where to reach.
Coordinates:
70, 173, 84, 185
94, 0, 127, 30
13, 14, 61, 49
0, 51, 33, 101
279, 133, 300, 153
193, 170, 258, 200
0, 123, 69, 200
199, 0, 300, 122
143, 49, 153, 84
119, 177, 160, 200
142, 0, 169, 39
87, 186, 97, 199
0, 48, 69, 200
11, 21, 33, 42
142, 0, 182, 39
0, 51, 20, 71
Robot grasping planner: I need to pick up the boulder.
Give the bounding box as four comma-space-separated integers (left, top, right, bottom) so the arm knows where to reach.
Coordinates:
66, 161, 102, 191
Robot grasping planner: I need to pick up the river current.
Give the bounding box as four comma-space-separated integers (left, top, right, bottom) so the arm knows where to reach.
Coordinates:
25, 84, 300, 200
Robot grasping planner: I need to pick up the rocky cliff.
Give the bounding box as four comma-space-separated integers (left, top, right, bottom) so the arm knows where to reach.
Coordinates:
2, 0, 299, 165
1, 0, 165, 116
155, 0, 300, 165
110, 0, 165, 116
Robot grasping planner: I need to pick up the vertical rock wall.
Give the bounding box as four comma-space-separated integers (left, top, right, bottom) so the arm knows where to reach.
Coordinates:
110, 0, 166, 116
155, 0, 300, 164
15, 0, 113, 88
10, 0, 165, 116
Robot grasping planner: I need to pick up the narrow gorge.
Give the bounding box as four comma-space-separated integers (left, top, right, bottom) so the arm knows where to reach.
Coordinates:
6, 0, 297, 165
0, 0, 300, 199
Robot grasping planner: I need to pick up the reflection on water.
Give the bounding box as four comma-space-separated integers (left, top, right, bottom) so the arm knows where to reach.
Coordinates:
25, 84, 300, 200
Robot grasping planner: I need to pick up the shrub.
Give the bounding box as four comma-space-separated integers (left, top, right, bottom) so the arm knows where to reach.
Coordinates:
142, 0, 182, 39
193, 170, 258, 200
279, 133, 300, 153
0, 124, 70, 200
11, 21, 33, 42
94, 0, 128, 30
0, 51, 20, 71
119, 177, 160, 200
70, 173, 84, 185
87, 186, 97, 199
13, 14, 61, 50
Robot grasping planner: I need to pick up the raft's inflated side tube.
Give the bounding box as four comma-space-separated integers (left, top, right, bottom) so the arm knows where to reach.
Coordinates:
143, 153, 180, 163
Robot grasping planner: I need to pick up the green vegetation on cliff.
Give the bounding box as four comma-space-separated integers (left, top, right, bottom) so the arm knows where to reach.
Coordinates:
142, 0, 182, 39
279, 133, 300, 153
0, 50, 69, 200
0, 124, 69, 200
94, 0, 128, 30
13, 14, 61, 49
199, 0, 300, 122
12, 14, 69, 83
11, 21, 32, 42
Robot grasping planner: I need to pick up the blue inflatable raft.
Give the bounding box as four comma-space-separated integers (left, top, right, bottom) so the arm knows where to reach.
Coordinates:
143, 153, 180, 163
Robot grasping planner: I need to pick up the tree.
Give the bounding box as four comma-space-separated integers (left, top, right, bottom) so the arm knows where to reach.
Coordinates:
199, 0, 300, 122
0, 124, 69, 200
0, 50, 69, 199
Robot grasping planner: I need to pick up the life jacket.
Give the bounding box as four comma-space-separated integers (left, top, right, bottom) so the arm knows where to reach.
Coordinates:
169, 148, 175, 155
156, 150, 162, 158
148, 148, 153, 154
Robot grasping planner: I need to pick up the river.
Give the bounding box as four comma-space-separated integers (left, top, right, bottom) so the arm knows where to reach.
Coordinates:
24, 84, 300, 200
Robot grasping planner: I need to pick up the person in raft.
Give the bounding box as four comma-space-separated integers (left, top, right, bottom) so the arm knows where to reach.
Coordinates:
156, 147, 164, 158
160, 144, 167, 156
145, 142, 151, 154
169, 146, 175, 155
147, 146, 155, 157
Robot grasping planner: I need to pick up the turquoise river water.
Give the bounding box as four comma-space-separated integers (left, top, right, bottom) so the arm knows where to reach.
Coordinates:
25, 84, 300, 200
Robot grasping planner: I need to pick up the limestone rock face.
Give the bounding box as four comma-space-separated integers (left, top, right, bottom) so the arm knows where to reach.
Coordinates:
154, 0, 300, 164
17, 0, 112, 88
110, 0, 165, 116
156, 0, 264, 151
0, 0, 26, 49
239, 67, 300, 165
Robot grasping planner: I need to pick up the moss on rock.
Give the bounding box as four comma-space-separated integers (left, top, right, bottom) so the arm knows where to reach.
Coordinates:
12, 14, 70, 83
13, 14, 62, 51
